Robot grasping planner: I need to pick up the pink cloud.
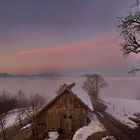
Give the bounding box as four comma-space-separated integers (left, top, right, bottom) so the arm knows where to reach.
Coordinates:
15, 33, 117, 57
1, 32, 130, 73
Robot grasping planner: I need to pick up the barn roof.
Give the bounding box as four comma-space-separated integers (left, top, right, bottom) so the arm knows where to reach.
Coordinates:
37, 85, 93, 116
72, 86, 93, 111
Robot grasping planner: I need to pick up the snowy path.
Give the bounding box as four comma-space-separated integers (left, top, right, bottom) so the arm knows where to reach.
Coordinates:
95, 111, 138, 140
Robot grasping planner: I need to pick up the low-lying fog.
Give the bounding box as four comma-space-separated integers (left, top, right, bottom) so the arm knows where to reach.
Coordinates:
0, 76, 139, 100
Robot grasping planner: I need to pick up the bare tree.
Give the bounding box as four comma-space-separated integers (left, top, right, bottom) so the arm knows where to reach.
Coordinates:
82, 74, 108, 107
15, 90, 27, 108
118, 0, 140, 73
56, 83, 67, 95
0, 114, 7, 140
56, 83, 76, 95
24, 93, 45, 140
0, 91, 18, 115
16, 109, 25, 129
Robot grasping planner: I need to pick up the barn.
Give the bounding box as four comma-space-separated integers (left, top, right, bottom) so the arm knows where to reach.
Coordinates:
35, 84, 93, 139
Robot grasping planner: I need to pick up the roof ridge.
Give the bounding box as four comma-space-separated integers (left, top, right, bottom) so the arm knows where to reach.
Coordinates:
36, 86, 92, 117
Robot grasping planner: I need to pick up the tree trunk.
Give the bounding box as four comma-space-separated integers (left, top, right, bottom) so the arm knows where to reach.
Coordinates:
2, 128, 6, 140
31, 122, 38, 140
31, 124, 36, 140
90, 95, 107, 112
18, 114, 23, 129
90, 95, 97, 111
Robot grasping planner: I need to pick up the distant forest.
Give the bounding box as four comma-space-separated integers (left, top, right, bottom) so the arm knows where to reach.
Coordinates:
0, 90, 45, 115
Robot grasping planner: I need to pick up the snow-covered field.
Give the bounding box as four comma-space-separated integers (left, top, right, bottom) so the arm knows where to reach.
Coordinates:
0, 109, 25, 129
5, 110, 18, 128
103, 97, 140, 129
5, 109, 22, 128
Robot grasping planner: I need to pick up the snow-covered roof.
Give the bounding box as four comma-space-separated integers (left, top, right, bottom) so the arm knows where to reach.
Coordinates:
72, 86, 94, 111
37, 85, 93, 116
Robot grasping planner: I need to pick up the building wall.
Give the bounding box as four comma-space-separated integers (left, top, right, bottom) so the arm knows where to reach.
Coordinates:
36, 90, 89, 132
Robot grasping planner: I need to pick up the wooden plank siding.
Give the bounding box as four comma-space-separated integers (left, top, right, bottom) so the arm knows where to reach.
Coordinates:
35, 88, 91, 139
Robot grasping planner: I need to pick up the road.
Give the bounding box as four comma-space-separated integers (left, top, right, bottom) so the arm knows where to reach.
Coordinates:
95, 110, 140, 140
57, 110, 140, 140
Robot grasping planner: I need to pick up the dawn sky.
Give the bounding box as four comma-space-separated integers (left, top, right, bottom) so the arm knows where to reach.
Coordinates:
0, 0, 139, 75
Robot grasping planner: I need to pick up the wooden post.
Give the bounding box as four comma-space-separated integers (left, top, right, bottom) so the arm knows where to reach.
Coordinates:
113, 105, 115, 111
124, 108, 126, 116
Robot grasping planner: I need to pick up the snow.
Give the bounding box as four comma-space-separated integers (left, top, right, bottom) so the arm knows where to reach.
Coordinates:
103, 97, 140, 129
102, 136, 116, 140
0, 109, 25, 129
96, 111, 104, 118
20, 123, 31, 131
72, 86, 93, 111
72, 114, 105, 140
44, 132, 59, 140
5, 110, 20, 128
5, 113, 17, 128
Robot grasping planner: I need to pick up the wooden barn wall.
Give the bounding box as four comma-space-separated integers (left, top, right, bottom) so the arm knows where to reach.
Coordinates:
36, 90, 88, 131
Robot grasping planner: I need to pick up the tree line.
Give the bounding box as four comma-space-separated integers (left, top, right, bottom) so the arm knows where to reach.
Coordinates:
0, 91, 46, 140
0, 90, 27, 115
0, 90, 46, 115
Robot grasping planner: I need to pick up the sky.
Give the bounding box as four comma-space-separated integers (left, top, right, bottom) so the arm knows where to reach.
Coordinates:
0, 0, 139, 75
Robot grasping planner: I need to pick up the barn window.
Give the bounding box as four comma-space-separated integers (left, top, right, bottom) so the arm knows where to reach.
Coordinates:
64, 113, 72, 119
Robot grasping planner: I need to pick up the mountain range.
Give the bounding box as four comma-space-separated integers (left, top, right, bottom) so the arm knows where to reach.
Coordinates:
0, 72, 64, 78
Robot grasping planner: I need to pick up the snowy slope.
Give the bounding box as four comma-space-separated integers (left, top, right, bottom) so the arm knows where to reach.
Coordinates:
6, 112, 18, 128
103, 97, 140, 129
72, 114, 105, 140
0, 109, 25, 129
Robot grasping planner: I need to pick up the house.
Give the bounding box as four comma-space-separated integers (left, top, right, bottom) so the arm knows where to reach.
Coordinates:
35, 83, 93, 139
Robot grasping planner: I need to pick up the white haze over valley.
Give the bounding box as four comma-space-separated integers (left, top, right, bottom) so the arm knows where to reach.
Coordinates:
0, 75, 140, 139
0, 76, 139, 100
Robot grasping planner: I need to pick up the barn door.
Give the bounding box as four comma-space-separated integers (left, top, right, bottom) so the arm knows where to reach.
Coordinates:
61, 112, 72, 131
